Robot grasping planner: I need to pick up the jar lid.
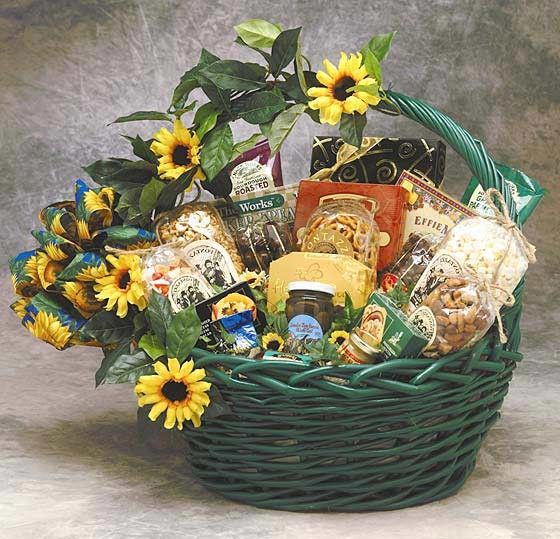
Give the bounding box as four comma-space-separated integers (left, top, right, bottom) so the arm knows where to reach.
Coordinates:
287, 281, 336, 296
350, 330, 382, 355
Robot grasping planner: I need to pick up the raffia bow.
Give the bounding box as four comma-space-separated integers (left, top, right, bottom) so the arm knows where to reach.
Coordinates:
309, 137, 383, 181
485, 188, 537, 264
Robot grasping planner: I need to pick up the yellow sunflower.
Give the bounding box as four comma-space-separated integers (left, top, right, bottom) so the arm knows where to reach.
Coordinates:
94, 254, 147, 318
62, 281, 103, 318
25, 311, 73, 350
12, 297, 31, 319
76, 219, 92, 241
50, 213, 66, 236
329, 330, 350, 347
23, 254, 41, 285
83, 187, 115, 227
76, 262, 108, 282
36, 252, 64, 290
135, 358, 211, 430
44, 242, 68, 262
308, 52, 381, 125
150, 119, 205, 182
262, 332, 285, 351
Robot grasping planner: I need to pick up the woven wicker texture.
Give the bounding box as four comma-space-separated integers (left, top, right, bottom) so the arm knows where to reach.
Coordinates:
184, 92, 524, 511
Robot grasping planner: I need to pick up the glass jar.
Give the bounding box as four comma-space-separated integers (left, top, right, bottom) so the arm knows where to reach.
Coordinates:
338, 329, 381, 364
301, 194, 380, 271
286, 281, 335, 342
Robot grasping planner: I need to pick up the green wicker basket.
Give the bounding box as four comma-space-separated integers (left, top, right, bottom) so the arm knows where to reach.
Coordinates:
184, 91, 524, 512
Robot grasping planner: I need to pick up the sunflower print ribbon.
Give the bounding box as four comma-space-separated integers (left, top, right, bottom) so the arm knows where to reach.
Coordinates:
9, 179, 156, 349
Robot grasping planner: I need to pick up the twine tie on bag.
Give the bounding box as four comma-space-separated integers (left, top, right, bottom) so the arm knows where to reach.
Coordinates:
485, 188, 537, 264
438, 267, 515, 344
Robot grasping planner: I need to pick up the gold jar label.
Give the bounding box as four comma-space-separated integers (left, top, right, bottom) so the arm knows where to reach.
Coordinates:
302, 228, 354, 257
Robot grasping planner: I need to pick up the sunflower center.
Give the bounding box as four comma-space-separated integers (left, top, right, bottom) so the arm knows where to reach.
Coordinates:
335, 337, 346, 345
118, 270, 131, 290
162, 380, 188, 402
268, 339, 281, 350
333, 76, 356, 101
172, 145, 191, 166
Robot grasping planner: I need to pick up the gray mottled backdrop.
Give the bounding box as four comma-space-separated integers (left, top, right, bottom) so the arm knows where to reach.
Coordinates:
1, 0, 558, 343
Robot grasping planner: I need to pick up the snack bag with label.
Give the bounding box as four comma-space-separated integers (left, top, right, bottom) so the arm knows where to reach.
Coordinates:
412, 276, 496, 358
142, 246, 214, 312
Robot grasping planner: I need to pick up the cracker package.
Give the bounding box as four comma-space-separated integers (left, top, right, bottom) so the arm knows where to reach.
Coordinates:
294, 180, 407, 270
397, 171, 476, 245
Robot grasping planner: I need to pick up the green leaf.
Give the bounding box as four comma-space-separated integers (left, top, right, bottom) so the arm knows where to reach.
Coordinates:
194, 102, 220, 140
166, 305, 202, 360
90, 161, 156, 193
270, 27, 301, 77
197, 74, 232, 113
361, 31, 396, 62
172, 101, 198, 118
294, 34, 308, 96
115, 187, 144, 225
278, 71, 316, 103
146, 293, 173, 347
156, 168, 198, 211
204, 385, 232, 419
201, 60, 267, 91
139, 178, 166, 217
347, 84, 380, 98
362, 48, 383, 85
124, 135, 158, 164
95, 340, 131, 387
110, 111, 171, 125
306, 335, 339, 361
171, 49, 221, 109
237, 91, 286, 124
232, 133, 264, 159
267, 103, 307, 154
138, 333, 166, 360
83, 158, 129, 185
81, 310, 135, 345
200, 123, 234, 181
96, 346, 154, 386
133, 311, 148, 340
234, 19, 282, 48
234, 36, 272, 63
339, 112, 367, 148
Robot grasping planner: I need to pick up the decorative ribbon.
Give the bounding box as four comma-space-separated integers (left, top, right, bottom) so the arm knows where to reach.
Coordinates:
309, 137, 383, 181
484, 188, 537, 264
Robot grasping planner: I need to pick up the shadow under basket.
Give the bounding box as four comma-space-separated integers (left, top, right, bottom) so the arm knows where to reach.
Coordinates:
183, 90, 525, 512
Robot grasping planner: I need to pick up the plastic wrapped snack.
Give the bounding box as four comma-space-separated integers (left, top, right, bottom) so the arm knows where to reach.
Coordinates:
234, 221, 293, 273
438, 215, 530, 306
301, 194, 380, 271
413, 276, 496, 358
156, 202, 244, 273
381, 233, 440, 292
142, 246, 214, 312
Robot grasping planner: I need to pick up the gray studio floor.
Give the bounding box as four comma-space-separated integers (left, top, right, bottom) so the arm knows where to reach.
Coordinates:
1, 274, 559, 539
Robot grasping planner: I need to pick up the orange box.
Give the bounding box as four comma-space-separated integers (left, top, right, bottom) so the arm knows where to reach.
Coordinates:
293, 180, 407, 270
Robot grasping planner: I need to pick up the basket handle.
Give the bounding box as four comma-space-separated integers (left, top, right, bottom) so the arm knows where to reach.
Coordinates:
386, 91, 519, 224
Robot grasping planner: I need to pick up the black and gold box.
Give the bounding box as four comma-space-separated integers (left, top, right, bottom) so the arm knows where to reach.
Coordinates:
310, 136, 446, 186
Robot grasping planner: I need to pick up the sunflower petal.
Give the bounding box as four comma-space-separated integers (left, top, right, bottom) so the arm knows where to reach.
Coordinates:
168, 357, 181, 376
173, 119, 192, 145
343, 96, 368, 115
316, 70, 333, 87
323, 58, 338, 78
185, 368, 206, 383
164, 406, 177, 429
154, 361, 170, 377
179, 359, 194, 378
148, 400, 168, 421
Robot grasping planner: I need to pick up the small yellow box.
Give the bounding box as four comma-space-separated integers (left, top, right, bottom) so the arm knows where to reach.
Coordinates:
267, 252, 373, 308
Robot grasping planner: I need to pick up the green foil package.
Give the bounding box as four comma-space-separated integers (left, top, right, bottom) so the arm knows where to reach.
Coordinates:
462, 163, 544, 225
